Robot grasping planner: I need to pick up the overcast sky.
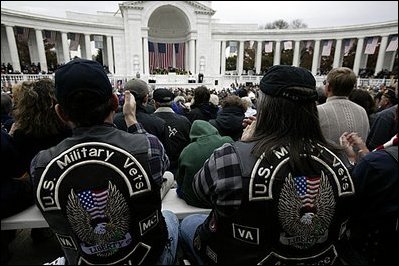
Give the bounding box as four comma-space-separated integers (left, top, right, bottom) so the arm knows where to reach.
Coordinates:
1, 1, 398, 28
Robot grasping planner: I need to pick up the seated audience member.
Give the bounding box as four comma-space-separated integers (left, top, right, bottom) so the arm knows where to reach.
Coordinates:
241, 96, 257, 117
340, 132, 398, 265
1, 93, 14, 132
179, 65, 354, 264
209, 95, 246, 141
176, 120, 233, 208
2, 79, 70, 219
30, 59, 179, 265
186, 86, 218, 123
172, 95, 190, 115
153, 88, 191, 175
113, 79, 170, 153
348, 89, 376, 127
376, 88, 397, 112
1, 128, 32, 219
317, 67, 369, 145
366, 101, 398, 150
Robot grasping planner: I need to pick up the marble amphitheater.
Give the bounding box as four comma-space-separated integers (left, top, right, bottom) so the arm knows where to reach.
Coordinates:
1, 1, 398, 89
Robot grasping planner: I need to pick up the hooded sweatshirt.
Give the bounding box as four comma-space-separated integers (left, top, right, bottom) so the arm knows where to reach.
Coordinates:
176, 120, 233, 208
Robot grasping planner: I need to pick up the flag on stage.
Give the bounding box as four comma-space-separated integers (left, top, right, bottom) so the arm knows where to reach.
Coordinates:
304, 40, 313, 54
284, 41, 293, 50
93, 35, 103, 49
68, 33, 80, 51
386, 36, 398, 52
158, 43, 173, 69
321, 40, 333, 56
364, 37, 379, 54
175, 43, 185, 69
148, 41, 158, 71
44, 30, 57, 45
264, 41, 273, 53
344, 39, 355, 56
229, 41, 237, 54
16, 27, 29, 43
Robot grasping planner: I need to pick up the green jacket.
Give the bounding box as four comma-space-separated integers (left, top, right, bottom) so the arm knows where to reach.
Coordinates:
176, 120, 233, 208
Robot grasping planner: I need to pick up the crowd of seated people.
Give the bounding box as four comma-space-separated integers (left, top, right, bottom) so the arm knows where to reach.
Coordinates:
1, 61, 111, 75
1, 62, 398, 265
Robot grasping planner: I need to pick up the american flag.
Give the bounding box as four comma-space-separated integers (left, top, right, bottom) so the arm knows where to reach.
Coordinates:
386, 36, 398, 52
364, 37, 379, 55
321, 40, 333, 56
149, 41, 158, 71
78, 189, 109, 220
93, 35, 103, 49
68, 33, 80, 51
174, 43, 185, 69
344, 39, 355, 56
158, 43, 173, 69
264, 41, 273, 53
284, 41, 293, 50
44, 30, 56, 45
304, 40, 312, 54
16, 27, 29, 43
294, 176, 320, 209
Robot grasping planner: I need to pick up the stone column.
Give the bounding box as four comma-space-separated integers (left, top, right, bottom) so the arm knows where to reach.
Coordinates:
292, 40, 301, 67
374, 35, 389, 76
353, 37, 365, 76
35, 29, 48, 73
143, 36, 149, 75
311, 39, 321, 75
220, 40, 226, 75
273, 40, 281, 65
5, 25, 21, 72
61, 32, 70, 63
238, 41, 244, 75
107, 36, 114, 74
255, 41, 262, 74
84, 34, 91, 60
172, 43, 176, 68
184, 40, 189, 71
333, 39, 343, 68
189, 39, 195, 74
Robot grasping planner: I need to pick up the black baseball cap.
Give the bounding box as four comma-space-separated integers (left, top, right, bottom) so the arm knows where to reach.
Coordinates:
55, 58, 113, 106
260, 65, 317, 102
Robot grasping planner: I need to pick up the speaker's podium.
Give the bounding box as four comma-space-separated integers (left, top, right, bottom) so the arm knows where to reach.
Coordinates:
188, 75, 196, 83
198, 73, 204, 83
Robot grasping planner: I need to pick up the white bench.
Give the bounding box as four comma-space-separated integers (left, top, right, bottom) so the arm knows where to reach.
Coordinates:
1, 188, 210, 230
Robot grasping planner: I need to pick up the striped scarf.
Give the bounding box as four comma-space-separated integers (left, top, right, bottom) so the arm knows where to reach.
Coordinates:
373, 134, 398, 152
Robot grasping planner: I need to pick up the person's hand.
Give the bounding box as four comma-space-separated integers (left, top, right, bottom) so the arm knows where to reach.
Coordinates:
346, 132, 369, 157
8, 122, 18, 136
241, 116, 256, 141
123, 90, 138, 127
340, 132, 369, 164
242, 116, 256, 128
340, 132, 357, 164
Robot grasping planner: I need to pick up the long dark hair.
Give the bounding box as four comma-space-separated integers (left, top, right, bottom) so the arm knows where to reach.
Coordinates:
248, 91, 337, 173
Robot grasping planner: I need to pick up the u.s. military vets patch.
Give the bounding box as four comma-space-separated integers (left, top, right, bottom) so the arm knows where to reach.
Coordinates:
36, 142, 153, 264
249, 143, 354, 250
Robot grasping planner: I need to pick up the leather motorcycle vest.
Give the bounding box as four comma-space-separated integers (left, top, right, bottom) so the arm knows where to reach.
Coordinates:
32, 125, 167, 265
195, 141, 355, 265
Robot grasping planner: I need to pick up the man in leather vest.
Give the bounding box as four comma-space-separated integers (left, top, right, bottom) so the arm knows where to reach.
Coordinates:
179, 65, 355, 265
30, 59, 179, 265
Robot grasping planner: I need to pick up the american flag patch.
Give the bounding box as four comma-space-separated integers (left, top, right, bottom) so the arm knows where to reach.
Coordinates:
294, 176, 320, 209
78, 189, 109, 220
